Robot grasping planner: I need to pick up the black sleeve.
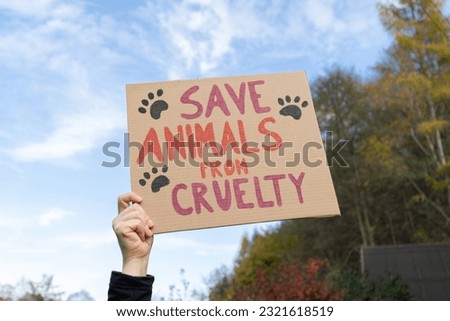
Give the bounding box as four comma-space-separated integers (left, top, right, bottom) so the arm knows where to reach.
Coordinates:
108, 271, 154, 301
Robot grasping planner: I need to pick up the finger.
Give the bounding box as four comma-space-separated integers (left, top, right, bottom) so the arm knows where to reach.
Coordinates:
118, 204, 149, 222
114, 216, 149, 241
118, 192, 143, 213
114, 206, 153, 235
115, 218, 149, 242
114, 212, 149, 236
146, 232, 154, 245
145, 219, 155, 239
135, 220, 154, 241
144, 225, 153, 239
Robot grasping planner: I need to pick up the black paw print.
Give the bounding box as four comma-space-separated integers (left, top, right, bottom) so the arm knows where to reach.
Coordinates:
139, 165, 170, 193
278, 95, 308, 120
138, 89, 169, 120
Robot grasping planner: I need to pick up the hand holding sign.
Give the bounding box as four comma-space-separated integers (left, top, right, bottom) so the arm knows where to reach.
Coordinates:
113, 192, 154, 276
126, 72, 340, 233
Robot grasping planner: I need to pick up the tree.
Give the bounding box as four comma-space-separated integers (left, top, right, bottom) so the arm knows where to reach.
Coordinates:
332, 268, 412, 300
314, 67, 376, 247
375, 0, 450, 220
206, 265, 233, 300
206, 1, 450, 298
0, 275, 63, 301
0, 275, 93, 301
231, 229, 298, 288
156, 269, 207, 301
66, 290, 94, 301
232, 259, 344, 301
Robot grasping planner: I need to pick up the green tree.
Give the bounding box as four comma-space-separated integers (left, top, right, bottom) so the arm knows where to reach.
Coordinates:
206, 265, 232, 300
375, 0, 450, 222
314, 67, 375, 247
207, 1, 450, 298
332, 268, 412, 300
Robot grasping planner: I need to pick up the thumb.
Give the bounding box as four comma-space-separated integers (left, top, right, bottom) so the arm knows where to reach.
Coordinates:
118, 192, 143, 213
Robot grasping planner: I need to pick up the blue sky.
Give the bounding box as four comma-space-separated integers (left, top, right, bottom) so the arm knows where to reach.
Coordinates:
0, 0, 397, 300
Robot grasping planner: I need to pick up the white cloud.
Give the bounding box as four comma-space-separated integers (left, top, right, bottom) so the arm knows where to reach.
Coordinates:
304, 0, 336, 30
0, 1, 87, 68
0, 0, 127, 163
136, 0, 387, 79
0, 0, 57, 18
9, 100, 123, 162
0, 160, 24, 174
139, 0, 271, 78
38, 207, 74, 226
0, 0, 389, 164
0, 216, 27, 229
56, 230, 116, 248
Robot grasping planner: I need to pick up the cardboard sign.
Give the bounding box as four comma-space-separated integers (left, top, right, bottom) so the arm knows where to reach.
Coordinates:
126, 72, 340, 233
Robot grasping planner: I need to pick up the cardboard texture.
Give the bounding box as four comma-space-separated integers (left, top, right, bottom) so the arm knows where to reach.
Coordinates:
126, 71, 340, 233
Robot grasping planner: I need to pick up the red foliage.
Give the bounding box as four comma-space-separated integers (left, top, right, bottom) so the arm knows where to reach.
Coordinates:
233, 259, 345, 300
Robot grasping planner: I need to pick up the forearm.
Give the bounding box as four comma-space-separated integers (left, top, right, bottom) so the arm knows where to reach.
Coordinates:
122, 255, 150, 277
